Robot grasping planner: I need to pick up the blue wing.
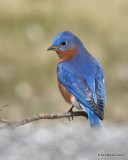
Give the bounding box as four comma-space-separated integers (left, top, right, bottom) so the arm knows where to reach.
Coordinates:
58, 61, 105, 120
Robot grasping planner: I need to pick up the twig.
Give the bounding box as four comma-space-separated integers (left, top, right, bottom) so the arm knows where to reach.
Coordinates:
0, 111, 88, 129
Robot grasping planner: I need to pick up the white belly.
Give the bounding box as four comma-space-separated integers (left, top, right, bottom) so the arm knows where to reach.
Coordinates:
70, 95, 82, 110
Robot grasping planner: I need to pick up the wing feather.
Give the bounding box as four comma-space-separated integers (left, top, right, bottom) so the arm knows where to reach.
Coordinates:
58, 62, 106, 120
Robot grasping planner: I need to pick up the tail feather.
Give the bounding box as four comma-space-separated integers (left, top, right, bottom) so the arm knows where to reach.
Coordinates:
86, 107, 102, 127
80, 104, 102, 128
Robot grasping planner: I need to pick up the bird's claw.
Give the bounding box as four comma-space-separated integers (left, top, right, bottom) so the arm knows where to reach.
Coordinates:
67, 106, 74, 121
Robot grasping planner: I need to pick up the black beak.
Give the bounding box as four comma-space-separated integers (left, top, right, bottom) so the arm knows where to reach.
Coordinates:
47, 45, 58, 51
47, 46, 56, 51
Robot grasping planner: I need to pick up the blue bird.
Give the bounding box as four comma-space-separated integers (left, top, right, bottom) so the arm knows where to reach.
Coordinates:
47, 31, 106, 128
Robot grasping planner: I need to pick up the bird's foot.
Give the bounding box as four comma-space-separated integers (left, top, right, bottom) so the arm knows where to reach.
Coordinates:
67, 105, 74, 121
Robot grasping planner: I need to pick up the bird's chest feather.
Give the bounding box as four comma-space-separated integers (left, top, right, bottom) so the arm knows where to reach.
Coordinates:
58, 79, 79, 107
58, 79, 72, 103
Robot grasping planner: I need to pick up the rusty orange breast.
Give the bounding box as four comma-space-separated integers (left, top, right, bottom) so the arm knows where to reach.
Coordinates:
58, 79, 72, 104
57, 46, 78, 63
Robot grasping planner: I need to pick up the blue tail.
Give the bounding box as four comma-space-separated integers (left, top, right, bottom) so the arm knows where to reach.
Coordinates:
86, 107, 102, 128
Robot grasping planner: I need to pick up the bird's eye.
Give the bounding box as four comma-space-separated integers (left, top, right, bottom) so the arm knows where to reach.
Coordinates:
61, 41, 67, 46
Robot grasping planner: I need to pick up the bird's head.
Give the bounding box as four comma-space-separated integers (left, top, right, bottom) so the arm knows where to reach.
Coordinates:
47, 31, 82, 63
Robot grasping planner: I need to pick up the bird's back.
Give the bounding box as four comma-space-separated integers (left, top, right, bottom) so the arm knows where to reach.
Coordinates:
58, 47, 105, 121
58, 48, 99, 93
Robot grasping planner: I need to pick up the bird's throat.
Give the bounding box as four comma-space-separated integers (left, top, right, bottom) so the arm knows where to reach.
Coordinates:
56, 47, 78, 63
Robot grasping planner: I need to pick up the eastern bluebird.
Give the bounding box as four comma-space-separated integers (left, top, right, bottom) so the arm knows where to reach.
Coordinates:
47, 31, 106, 128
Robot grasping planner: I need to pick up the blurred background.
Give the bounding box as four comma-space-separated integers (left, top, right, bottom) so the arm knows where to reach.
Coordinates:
0, 0, 128, 123
0, 1, 128, 160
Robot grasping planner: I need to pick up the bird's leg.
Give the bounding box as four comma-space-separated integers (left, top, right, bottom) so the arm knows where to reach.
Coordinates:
67, 105, 74, 121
